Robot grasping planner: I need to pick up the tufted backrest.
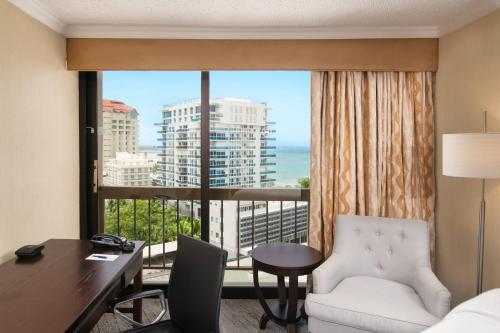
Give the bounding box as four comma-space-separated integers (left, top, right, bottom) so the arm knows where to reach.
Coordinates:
334, 215, 431, 286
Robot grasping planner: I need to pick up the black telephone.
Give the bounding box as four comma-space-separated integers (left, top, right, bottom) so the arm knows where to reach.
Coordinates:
90, 234, 135, 252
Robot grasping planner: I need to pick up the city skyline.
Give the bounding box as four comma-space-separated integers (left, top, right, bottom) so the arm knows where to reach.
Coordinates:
101, 78, 310, 258
102, 71, 311, 147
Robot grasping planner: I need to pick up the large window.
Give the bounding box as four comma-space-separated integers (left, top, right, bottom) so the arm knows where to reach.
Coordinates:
98, 71, 310, 283
209, 72, 310, 279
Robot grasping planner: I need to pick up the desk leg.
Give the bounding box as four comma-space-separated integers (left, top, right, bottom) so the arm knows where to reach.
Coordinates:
133, 269, 143, 323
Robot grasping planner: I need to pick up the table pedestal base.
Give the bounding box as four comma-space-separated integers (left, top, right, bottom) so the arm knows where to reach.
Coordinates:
259, 304, 302, 331
253, 265, 301, 333
251, 244, 322, 333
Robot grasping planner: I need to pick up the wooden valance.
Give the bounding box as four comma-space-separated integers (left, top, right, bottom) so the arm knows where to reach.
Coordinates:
67, 38, 438, 71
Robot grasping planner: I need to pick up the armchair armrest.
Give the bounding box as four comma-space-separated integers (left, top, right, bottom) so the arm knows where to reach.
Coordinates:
412, 267, 451, 318
312, 253, 345, 294
113, 289, 167, 328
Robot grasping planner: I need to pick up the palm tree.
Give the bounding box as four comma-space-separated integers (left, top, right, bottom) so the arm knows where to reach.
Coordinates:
297, 176, 310, 189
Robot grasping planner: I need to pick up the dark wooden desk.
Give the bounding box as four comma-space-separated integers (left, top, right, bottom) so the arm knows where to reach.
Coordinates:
252, 243, 322, 333
0, 239, 145, 333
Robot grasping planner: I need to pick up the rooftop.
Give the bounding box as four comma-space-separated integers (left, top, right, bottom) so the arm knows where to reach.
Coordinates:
102, 99, 136, 113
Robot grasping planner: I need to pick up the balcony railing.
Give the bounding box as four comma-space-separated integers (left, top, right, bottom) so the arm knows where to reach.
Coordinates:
100, 186, 310, 271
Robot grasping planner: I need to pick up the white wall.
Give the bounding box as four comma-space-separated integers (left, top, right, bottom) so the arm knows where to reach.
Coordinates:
0, 1, 79, 263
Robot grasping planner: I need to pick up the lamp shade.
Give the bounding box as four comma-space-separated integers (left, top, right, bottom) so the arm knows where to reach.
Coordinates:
443, 133, 500, 179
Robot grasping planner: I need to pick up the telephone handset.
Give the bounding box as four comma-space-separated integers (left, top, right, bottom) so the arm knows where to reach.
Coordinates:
90, 233, 135, 252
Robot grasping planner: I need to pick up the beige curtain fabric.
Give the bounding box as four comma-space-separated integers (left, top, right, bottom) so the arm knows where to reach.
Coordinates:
309, 71, 436, 266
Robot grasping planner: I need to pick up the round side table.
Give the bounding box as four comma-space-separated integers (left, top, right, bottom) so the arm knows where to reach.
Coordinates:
251, 243, 322, 333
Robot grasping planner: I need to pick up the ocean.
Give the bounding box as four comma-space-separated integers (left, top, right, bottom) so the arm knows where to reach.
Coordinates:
273, 146, 310, 188
139, 145, 310, 188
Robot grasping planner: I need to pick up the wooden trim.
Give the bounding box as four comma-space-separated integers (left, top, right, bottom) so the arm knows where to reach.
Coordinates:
201, 71, 210, 242
79, 72, 99, 239
67, 38, 438, 71
99, 186, 310, 201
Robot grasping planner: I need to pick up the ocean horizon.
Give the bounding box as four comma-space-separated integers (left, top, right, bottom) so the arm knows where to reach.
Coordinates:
139, 144, 310, 188
274, 146, 310, 187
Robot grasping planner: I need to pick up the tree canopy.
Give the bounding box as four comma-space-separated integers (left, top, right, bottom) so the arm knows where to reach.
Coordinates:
105, 199, 200, 244
297, 176, 310, 189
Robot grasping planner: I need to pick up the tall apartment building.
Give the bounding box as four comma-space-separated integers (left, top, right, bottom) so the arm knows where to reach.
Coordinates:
157, 97, 307, 258
102, 99, 139, 165
157, 97, 275, 188
105, 152, 153, 186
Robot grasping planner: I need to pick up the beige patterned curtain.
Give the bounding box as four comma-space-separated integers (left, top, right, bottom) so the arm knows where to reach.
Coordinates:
309, 71, 436, 266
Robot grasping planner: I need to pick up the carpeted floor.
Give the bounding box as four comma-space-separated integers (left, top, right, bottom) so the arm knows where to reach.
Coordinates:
91, 298, 308, 333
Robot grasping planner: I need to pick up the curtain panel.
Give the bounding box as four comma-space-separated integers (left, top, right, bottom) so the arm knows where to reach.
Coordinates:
309, 71, 436, 266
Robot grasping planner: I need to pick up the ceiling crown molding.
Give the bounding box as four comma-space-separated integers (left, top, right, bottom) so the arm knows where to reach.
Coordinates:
9, 0, 500, 39
438, 0, 500, 36
9, 0, 65, 33
65, 25, 440, 39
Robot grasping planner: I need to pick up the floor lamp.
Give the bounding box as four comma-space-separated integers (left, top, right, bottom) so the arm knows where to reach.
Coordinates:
442, 113, 500, 295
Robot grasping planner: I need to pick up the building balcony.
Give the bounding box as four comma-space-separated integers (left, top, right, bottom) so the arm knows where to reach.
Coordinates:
100, 186, 309, 272
210, 174, 227, 178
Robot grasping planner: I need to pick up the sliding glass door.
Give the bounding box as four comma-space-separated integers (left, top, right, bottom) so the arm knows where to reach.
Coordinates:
91, 71, 310, 284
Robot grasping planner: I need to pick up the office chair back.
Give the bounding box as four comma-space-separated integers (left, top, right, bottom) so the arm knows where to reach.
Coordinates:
168, 234, 228, 333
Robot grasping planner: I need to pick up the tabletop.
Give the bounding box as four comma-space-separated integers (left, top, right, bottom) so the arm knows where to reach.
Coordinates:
0, 239, 145, 332
251, 243, 322, 274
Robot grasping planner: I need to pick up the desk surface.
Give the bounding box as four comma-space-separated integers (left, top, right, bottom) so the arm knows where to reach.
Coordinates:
0, 239, 145, 332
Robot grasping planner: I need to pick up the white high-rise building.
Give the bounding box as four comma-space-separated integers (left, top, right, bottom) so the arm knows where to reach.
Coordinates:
105, 152, 153, 186
157, 97, 275, 188
157, 97, 306, 258
102, 99, 139, 165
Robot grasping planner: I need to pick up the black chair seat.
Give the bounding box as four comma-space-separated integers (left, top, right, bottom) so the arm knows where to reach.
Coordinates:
125, 320, 182, 333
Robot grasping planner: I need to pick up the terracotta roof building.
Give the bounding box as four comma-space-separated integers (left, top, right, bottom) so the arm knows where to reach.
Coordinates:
102, 99, 139, 164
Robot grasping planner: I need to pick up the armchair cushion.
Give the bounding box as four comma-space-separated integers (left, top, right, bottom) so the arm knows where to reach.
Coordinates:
312, 253, 346, 294
305, 276, 440, 333
412, 267, 451, 318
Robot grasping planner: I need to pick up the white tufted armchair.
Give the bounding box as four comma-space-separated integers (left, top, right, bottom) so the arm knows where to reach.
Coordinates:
305, 215, 451, 333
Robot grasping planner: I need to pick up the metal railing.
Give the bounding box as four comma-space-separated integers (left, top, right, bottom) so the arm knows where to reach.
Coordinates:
100, 186, 310, 270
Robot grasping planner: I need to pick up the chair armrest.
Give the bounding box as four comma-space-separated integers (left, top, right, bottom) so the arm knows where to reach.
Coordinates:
113, 289, 167, 328
312, 253, 345, 294
412, 267, 451, 318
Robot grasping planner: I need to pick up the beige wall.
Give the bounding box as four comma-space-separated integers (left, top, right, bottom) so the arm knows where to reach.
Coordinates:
0, 2, 79, 263
436, 9, 500, 305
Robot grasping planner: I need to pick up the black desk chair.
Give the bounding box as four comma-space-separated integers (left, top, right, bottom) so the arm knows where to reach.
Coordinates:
114, 234, 228, 333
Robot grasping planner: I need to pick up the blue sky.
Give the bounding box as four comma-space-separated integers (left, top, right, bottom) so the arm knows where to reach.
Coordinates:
103, 71, 311, 147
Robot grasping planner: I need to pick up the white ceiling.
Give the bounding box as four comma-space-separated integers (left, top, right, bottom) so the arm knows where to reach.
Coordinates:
9, 0, 500, 38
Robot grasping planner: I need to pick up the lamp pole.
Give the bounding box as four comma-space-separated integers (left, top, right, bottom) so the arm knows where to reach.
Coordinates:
477, 111, 487, 295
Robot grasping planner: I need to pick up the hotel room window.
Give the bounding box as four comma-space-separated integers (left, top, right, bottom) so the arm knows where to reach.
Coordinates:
100, 71, 202, 278
98, 71, 310, 284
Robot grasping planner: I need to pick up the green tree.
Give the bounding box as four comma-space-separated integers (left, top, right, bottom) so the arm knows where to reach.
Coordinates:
151, 163, 160, 175
105, 199, 201, 245
297, 176, 310, 189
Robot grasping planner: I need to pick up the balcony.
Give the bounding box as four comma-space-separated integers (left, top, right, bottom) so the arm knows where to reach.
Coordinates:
100, 186, 310, 280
